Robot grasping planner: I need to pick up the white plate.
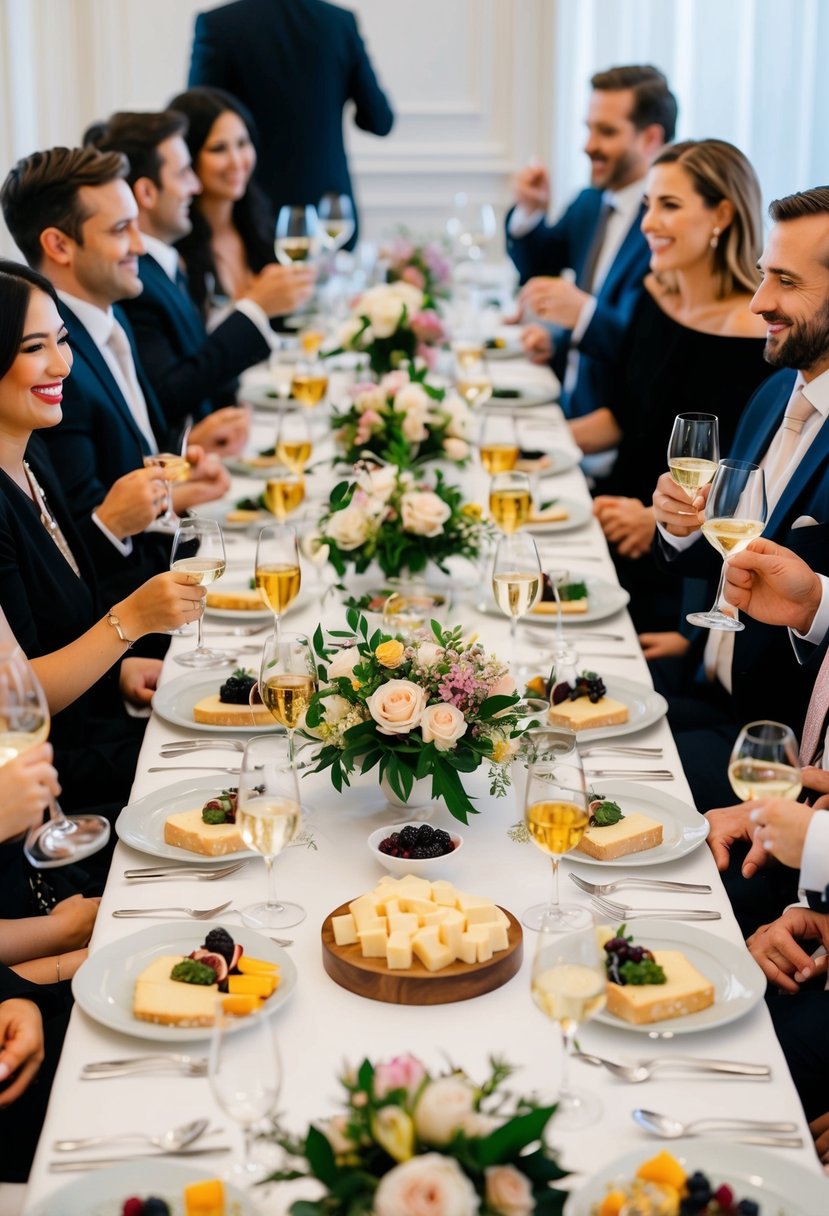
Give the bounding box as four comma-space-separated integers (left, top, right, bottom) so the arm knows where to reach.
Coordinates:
477, 572, 628, 626
521, 447, 580, 478
116, 777, 254, 865
72, 922, 297, 1043
588, 921, 765, 1035
204, 582, 272, 623
564, 1139, 829, 1216
566, 782, 708, 868
483, 338, 523, 361
224, 453, 284, 478
190, 498, 272, 532
26, 1160, 255, 1216
548, 676, 668, 743
152, 674, 280, 735
239, 383, 301, 411
524, 497, 592, 533
485, 385, 558, 409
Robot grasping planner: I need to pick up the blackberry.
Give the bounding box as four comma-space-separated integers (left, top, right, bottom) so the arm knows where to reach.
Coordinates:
736, 1202, 760, 1216
433, 829, 452, 849
142, 1201, 172, 1216
219, 670, 256, 705
412, 843, 444, 859
416, 824, 434, 844
204, 927, 235, 964
399, 826, 419, 848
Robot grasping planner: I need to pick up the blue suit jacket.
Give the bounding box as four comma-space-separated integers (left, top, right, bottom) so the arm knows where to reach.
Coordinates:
505, 188, 649, 415
188, 0, 394, 243
120, 255, 271, 425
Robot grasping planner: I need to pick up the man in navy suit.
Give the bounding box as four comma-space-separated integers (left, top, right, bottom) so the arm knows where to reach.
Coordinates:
508, 65, 677, 420
85, 110, 316, 430
187, 0, 394, 244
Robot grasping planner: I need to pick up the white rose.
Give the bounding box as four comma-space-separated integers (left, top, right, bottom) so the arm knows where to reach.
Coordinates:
443, 437, 469, 461
401, 410, 429, 443
389, 281, 425, 315
462, 1112, 501, 1138
326, 503, 372, 550
353, 386, 386, 413
366, 679, 427, 735
338, 316, 371, 349
361, 288, 407, 339
484, 1165, 534, 1216
415, 641, 442, 668
374, 1154, 479, 1216
358, 465, 397, 502
413, 1076, 476, 1145
420, 703, 467, 751
401, 490, 452, 537
442, 392, 472, 439
322, 692, 352, 724
394, 384, 430, 415
327, 646, 361, 680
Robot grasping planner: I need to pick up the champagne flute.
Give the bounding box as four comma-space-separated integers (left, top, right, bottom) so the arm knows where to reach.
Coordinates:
492, 531, 542, 671
489, 471, 532, 533
478, 412, 519, 474
275, 408, 313, 476
531, 918, 606, 1128
274, 204, 319, 266
143, 451, 190, 527
1, 645, 111, 869
264, 471, 305, 522
209, 1003, 282, 1185
455, 351, 493, 409
170, 518, 227, 667
318, 192, 355, 253
290, 359, 329, 409
450, 191, 496, 261
269, 337, 299, 403
237, 734, 304, 929
522, 745, 591, 931
667, 412, 720, 515
686, 459, 767, 632
258, 632, 316, 765
728, 720, 802, 801
255, 524, 301, 638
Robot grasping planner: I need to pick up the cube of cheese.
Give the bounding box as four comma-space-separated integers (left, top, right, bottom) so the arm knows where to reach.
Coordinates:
332, 913, 358, 946
438, 909, 466, 958
400, 896, 436, 917
358, 926, 389, 958
384, 899, 401, 918
421, 907, 452, 927
396, 875, 433, 901
350, 893, 381, 931
465, 925, 493, 963
388, 912, 419, 936
463, 900, 500, 926
430, 880, 459, 907
457, 933, 480, 965
386, 931, 413, 970
476, 920, 509, 952
412, 926, 455, 973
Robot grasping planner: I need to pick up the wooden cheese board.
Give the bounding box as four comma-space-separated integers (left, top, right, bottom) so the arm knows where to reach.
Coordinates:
321, 900, 523, 1005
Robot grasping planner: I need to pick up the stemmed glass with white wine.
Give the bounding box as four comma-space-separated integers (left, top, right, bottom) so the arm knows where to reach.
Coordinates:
209, 1001, 282, 1185
478, 411, 519, 474
531, 916, 606, 1128
454, 350, 493, 409
491, 531, 541, 672
318, 192, 355, 253
255, 524, 301, 638
275, 408, 313, 477
0, 644, 112, 869
143, 449, 190, 527
258, 632, 316, 765
667, 412, 720, 508
489, 470, 532, 534
728, 720, 802, 801
522, 742, 591, 932
686, 459, 767, 632
449, 191, 496, 261
237, 734, 305, 929
170, 517, 227, 667
274, 204, 319, 266
264, 472, 306, 524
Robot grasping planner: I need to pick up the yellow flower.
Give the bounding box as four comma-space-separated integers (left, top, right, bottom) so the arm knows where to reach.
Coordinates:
375, 639, 406, 669
461, 502, 483, 519
352, 679, 362, 690
491, 738, 514, 763
371, 1106, 415, 1162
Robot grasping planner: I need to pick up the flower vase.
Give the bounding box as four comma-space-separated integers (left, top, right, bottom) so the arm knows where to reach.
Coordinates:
380, 771, 434, 814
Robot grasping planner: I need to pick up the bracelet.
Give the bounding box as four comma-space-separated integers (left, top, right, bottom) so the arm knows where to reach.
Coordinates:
55, 955, 61, 983
106, 609, 136, 648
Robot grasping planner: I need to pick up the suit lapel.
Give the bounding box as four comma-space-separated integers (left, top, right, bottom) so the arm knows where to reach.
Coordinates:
599, 204, 647, 298
768, 409, 829, 536
61, 305, 153, 453
139, 255, 204, 348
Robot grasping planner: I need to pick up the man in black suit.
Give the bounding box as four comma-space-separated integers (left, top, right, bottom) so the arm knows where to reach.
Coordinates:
85, 109, 315, 429
187, 0, 394, 243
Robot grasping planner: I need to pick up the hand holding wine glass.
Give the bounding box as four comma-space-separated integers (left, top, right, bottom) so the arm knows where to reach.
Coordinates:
237, 735, 304, 929
209, 1005, 282, 1185
142, 451, 190, 526
170, 518, 227, 667
255, 524, 301, 638
258, 632, 316, 764
667, 412, 720, 514
728, 720, 802, 801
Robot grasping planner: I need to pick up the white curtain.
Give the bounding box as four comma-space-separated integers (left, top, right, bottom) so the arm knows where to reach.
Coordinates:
549, 0, 828, 216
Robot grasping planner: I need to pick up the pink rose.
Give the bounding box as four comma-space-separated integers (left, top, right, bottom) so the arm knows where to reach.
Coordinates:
401, 265, 426, 290
380, 370, 411, 396
400, 490, 451, 537
420, 703, 467, 751
374, 1053, 427, 1099
373, 1154, 479, 1216
484, 1166, 534, 1216
366, 679, 427, 735
488, 672, 517, 699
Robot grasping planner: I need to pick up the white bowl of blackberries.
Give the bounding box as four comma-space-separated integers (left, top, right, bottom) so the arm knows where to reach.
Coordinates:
368, 822, 463, 875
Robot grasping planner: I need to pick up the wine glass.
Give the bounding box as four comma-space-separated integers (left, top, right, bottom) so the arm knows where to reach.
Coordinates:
318, 192, 355, 253
264, 472, 305, 523
543, 567, 581, 685
478, 412, 518, 474
382, 584, 450, 642
491, 531, 541, 671
170, 518, 227, 667
209, 1003, 282, 1185
143, 450, 190, 527
0, 645, 111, 869
449, 191, 496, 261
274, 204, 319, 266
269, 337, 299, 403
728, 720, 802, 802
489, 471, 532, 533
290, 359, 329, 410
531, 918, 606, 1128
255, 524, 301, 638
686, 459, 767, 632
258, 632, 316, 765
275, 408, 313, 476
454, 350, 492, 409
667, 413, 720, 516
522, 743, 591, 931
237, 734, 305, 929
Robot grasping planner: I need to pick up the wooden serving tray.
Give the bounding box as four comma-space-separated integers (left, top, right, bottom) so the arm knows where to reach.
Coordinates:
321, 901, 523, 1005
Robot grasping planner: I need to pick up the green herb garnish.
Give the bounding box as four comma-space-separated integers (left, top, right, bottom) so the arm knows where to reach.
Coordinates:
202, 807, 229, 825
170, 960, 217, 985
618, 959, 667, 985
492, 387, 521, 399
589, 799, 624, 827
558, 581, 588, 602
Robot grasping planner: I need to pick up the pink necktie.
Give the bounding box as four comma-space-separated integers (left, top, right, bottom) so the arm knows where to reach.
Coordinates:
763, 386, 816, 494
799, 648, 829, 766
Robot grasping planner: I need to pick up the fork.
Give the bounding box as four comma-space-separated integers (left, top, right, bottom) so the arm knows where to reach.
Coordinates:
584, 769, 675, 781
124, 862, 248, 881
160, 740, 245, 755
204, 622, 271, 637
148, 765, 242, 773
81, 1055, 208, 1079
592, 894, 720, 921
112, 900, 233, 919
580, 746, 663, 757
569, 872, 712, 897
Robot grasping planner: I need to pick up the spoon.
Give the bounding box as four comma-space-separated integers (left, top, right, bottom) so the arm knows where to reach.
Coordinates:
54, 1116, 210, 1153
573, 1052, 770, 1083
632, 1108, 799, 1139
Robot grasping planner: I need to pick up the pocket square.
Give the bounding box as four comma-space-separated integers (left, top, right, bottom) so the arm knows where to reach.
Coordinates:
792, 515, 818, 529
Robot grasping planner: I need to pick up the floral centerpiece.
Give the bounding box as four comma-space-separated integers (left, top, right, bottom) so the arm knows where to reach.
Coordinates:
305, 609, 528, 823
383, 231, 453, 300
333, 282, 448, 376
267, 1054, 567, 1215
332, 367, 473, 468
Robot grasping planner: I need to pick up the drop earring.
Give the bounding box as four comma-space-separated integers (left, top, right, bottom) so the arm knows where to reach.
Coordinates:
710, 227, 721, 249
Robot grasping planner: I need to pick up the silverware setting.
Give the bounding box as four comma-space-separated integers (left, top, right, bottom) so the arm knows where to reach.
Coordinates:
585, 769, 675, 781
112, 900, 232, 920
49, 1146, 233, 1171
160, 739, 245, 755
147, 765, 242, 773
573, 1052, 771, 1083
632, 1108, 800, 1144
54, 1117, 210, 1153
524, 628, 626, 644
269, 936, 293, 947
81, 1055, 208, 1078
124, 861, 248, 882
592, 894, 720, 922
580, 746, 663, 757
579, 651, 640, 659
569, 873, 712, 897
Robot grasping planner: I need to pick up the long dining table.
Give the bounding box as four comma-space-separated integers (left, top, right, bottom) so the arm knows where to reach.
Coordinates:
21, 348, 829, 1212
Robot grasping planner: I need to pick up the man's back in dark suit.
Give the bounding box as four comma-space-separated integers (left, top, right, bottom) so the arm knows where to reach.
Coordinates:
188, 0, 394, 240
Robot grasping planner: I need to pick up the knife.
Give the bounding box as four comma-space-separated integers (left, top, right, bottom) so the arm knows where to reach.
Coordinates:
49, 1146, 232, 1171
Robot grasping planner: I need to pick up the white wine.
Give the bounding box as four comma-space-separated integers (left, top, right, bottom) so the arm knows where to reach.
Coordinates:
262, 674, 316, 729
237, 795, 301, 856
264, 477, 305, 520
456, 377, 493, 408
454, 343, 485, 368
276, 440, 312, 473
256, 563, 301, 614
489, 487, 531, 533
0, 721, 50, 768
171, 557, 226, 585
492, 571, 541, 618
700, 517, 764, 557
290, 372, 328, 407
480, 443, 519, 474
299, 329, 325, 357
526, 799, 589, 856
532, 964, 607, 1028
144, 452, 190, 483
668, 457, 719, 492
322, 219, 355, 249
728, 759, 802, 801
275, 236, 312, 265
